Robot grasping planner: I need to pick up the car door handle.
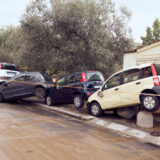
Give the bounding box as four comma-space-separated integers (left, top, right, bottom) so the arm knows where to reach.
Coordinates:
136, 82, 141, 85
115, 88, 119, 91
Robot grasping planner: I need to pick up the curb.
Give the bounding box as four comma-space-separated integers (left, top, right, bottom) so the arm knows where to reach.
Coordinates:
39, 104, 95, 121
88, 118, 160, 146
38, 103, 160, 147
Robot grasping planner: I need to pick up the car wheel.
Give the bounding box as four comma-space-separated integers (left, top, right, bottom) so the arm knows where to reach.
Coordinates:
74, 94, 84, 109
35, 87, 46, 99
90, 102, 103, 117
0, 93, 3, 103
46, 95, 53, 106
141, 95, 160, 112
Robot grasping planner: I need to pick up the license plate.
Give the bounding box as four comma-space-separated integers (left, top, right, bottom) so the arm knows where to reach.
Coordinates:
94, 85, 101, 89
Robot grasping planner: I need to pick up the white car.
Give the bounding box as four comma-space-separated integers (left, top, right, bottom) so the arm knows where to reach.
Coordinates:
87, 63, 160, 117
0, 63, 20, 83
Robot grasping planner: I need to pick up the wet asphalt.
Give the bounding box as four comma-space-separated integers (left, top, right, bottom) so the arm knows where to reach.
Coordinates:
0, 100, 159, 160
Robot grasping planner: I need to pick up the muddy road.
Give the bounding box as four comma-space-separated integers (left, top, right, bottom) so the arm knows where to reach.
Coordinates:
0, 100, 159, 160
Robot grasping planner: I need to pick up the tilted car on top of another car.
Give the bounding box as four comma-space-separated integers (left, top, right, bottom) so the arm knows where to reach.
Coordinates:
87, 63, 160, 117
45, 71, 104, 108
0, 72, 53, 102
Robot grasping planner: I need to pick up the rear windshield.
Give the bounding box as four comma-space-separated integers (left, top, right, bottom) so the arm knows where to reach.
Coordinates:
42, 74, 53, 83
1, 64, 18, 71
86, 72, 104, 81
154, 64, 160, 75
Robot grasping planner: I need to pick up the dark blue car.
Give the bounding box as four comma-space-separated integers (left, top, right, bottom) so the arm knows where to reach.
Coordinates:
45, 71, 104, 108
0, 72, 53, 102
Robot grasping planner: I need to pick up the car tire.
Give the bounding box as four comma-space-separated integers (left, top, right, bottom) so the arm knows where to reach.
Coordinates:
90, 102, 103, 117
46, 95, 53, 106
74, 94, 84, 109
141, 95, 160, 112
35, 87, 46, 99
0, 93, 3, 103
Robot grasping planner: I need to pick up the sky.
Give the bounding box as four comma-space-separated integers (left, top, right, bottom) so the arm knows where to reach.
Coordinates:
112, 0, 160, 42
0, 0, 160, 43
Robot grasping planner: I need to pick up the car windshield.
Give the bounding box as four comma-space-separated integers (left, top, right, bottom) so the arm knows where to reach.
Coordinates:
1, 64, 18, 71
86, 72, 104, 81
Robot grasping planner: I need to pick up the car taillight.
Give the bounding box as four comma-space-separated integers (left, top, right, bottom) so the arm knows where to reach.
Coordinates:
0, 64, 1, 69
81, 72, 86, 82
0, 77, 4, 79
151, 64, 160, 86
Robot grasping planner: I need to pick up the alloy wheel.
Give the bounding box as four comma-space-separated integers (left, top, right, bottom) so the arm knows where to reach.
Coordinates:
74, 96, 81, 108
91, 104, 99, 115
144, 96, 156, 109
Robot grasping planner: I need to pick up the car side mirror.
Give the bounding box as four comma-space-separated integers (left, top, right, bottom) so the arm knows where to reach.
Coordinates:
97, 90, 103, 97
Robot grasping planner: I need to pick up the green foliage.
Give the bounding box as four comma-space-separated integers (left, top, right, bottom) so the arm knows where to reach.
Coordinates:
0, 0, 134, 78
141, 18, 160, 45
153, 18, 160, 41
0, 26, 20, 63
141, 27, 154, 45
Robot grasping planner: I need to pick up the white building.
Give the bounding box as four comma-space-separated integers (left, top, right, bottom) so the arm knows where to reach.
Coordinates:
123, 40, 160, 69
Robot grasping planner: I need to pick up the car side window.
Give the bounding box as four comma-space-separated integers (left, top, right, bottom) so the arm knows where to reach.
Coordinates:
56, 77, 65, 86
14, 76, 25, 81
103, 74, 121, 90
123, 69, 140, 84
66, 75, 75, 84
75, 74, 81, 82
141, 67, 152, 78
25, 75, 35, 81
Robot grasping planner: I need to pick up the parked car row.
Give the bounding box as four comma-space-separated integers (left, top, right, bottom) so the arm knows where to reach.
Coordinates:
0, 62, 160, 118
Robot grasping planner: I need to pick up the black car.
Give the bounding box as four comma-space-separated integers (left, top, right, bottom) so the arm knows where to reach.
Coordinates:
0, 72, 53, 102
45, 71, 104, 108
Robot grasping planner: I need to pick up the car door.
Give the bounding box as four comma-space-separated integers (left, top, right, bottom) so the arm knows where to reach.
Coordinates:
120, 69, 142, 106
62, 74, 74, 103
1, 75, 26, 99
53, 76, 66, 103
24, 73, 37, 95
99, 73, 123, 110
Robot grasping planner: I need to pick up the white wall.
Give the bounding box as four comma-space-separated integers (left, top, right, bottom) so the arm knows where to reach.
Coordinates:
123, 52, 137, 69
137, 42, 160, 65
123, 41, 160, 69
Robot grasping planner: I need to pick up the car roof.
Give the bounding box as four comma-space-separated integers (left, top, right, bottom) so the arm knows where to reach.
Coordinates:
61, 71, 101, 77
113, 63, 152, 76
0, 62, 16, 66
25, 72, 41, 75
13, 72, 40, 77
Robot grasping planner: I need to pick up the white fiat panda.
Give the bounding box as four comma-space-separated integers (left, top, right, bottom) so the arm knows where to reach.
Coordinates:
87, 63, 160, 117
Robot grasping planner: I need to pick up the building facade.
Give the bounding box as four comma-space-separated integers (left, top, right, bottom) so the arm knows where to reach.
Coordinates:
123, 40, 160, 69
